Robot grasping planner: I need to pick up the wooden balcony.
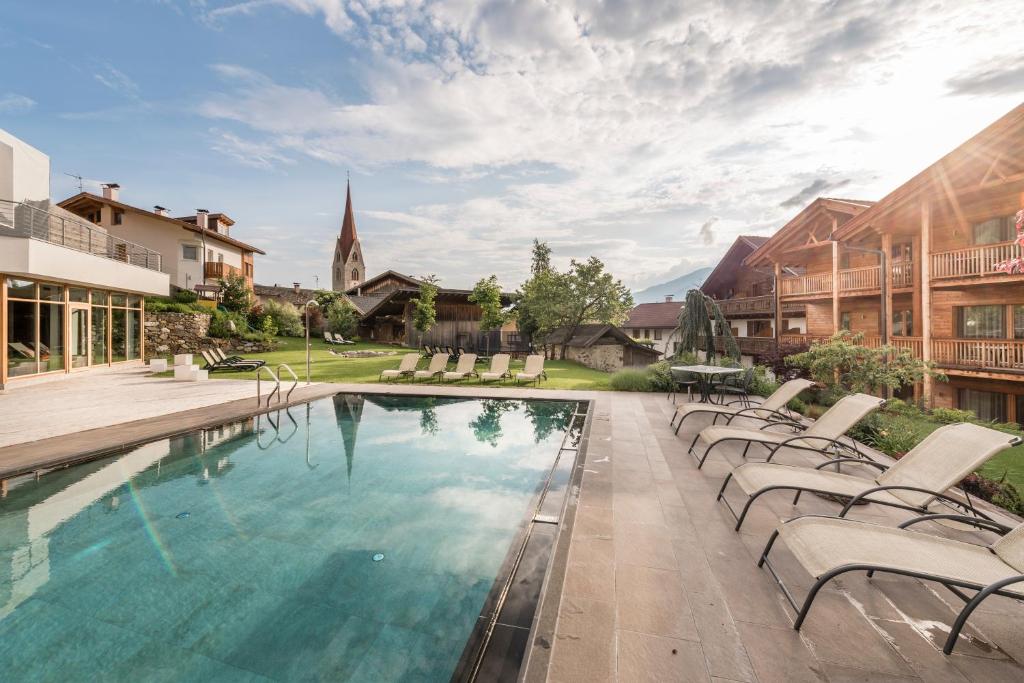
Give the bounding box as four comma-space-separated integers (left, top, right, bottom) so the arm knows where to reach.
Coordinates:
838, 265, 879, 292
716, 295, 773, 316
932, 338, 1024, 371
780, 273, 832, 297
204, 262, 242, 280
890, 337, 923, 358
931, 241, 1021, 281
778, 334, 832, 347
712, 336, 776, 357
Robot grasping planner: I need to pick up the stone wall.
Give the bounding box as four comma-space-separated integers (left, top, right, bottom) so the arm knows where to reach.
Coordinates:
566, 343, 624, 372
144, 311, 275, 356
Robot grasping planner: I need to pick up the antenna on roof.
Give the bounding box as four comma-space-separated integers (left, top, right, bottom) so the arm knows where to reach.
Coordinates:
64, 172, 84, 193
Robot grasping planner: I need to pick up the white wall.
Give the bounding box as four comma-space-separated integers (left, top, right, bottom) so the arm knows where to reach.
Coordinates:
0, 129, 50, 203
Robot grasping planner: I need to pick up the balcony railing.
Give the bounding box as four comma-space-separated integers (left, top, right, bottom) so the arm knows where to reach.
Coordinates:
204, 261, 242, 280
838, 265, 879, 292
712, 335, 776, 356
932, 338, 1024, 371
892, 260, 914, 288
931, 241, 1021, 280
778, 334, 832, 347
891, 337, 923, 358
0, 199, 162, 272
716, 295, 773, 316
780, 272, 832, 297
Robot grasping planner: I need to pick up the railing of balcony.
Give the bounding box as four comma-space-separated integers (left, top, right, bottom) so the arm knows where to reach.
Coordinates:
780, 272, 832, 296
838, 265, 880, 292
932, 338, 1024, 371
931, 241, 1021, 280
0, 199, 163, 272
778, 334, 832, 346
711, 335, 776, 356
716, 295, 774, 316
204, 261, 242, 279
892, 260, 914, 288
890, 337, 923, 358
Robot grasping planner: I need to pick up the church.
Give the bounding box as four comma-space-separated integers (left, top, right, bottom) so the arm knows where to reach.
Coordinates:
331, 180, 364, 291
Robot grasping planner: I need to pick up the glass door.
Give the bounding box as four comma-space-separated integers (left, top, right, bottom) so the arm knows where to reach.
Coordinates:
69, 304, 90, 369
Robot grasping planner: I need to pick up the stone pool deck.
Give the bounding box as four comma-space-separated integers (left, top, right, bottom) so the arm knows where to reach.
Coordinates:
2, 374, 1023, 681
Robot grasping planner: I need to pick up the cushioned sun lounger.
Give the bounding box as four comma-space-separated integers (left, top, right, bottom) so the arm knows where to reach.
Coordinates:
758, 514, 1024, 654
479, 354, 512, 383
688, 392, 885, 469
671, 378, 814, 434
323, 331, 339, 345
413, 353, 450, 382
214, 348, 264, 368
443, 354, 478, 382
717, 422, 1021, 530
379, 353, 420, 382
516, 354, 547, 386
333, 333, 356, 344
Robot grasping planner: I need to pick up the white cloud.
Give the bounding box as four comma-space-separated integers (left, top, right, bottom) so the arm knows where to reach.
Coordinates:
198, 0, 1024, 289
0, 93, 36, 114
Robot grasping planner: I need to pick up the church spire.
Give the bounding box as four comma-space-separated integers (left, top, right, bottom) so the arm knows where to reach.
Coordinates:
339, 178, 358, 261
332, 178, 364, 292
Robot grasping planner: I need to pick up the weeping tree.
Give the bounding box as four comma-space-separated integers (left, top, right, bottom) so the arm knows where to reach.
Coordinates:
675, 289, 740, 363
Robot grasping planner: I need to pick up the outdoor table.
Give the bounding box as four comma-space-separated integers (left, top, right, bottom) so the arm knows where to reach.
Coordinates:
670, 365, 743, 403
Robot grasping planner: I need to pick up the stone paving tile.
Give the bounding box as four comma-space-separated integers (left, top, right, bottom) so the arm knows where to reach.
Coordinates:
734, 621, 827, 682
564, 560, 615, 602
614, 564, 698, 642
548, 595, 616, 683
615, 629, 709, 683
687, 589, 756, 683
612, 521, 678, 570
569, 536, 614, 566
574, 505, 613, 538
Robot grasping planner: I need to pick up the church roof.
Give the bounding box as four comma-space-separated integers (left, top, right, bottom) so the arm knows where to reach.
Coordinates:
338, 180, 358, 261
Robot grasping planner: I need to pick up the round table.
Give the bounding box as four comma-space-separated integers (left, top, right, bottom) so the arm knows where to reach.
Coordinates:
670, 365, 743, 403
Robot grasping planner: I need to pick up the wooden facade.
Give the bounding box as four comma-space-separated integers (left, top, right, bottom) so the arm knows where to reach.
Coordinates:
743, 104, 1024, 422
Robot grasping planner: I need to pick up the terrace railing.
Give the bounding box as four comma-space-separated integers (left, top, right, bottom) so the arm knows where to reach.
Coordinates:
890, 337, 923, 358
892, 260, 914, 288
931, 241, 1020, 280
0, 199, 163, 272
932, 338, 1024, 371
780, 272, 832, 297
716, 295, 774, 316
838, 265, 880, 292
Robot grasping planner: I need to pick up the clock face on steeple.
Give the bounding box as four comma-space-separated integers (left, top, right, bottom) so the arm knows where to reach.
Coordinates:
332, 180, 364, 291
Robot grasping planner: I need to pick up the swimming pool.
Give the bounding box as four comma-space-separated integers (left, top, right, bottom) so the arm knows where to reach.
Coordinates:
0, 394, 585, 681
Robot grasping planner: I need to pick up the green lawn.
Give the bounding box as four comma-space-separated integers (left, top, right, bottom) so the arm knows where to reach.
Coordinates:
193, 336, 613, 391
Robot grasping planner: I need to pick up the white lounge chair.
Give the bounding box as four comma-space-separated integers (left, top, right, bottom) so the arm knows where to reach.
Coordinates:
413, 353, 450, 382
323, 331, 339, 345
758, 514, 1024, 654
333, 333, 356, 345
516, 354, 547, 386
671, 378, 814, 434
379, 353, 420, 382
688, 393, 885, 469
479, 354, 512, 383
443, 354, 478, 382
718, 423, 1021, 530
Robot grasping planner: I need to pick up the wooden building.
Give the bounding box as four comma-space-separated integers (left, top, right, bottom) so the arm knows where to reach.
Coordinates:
744, 103, 1024, 422
543, 324, 661, 371
346, 271, 516, 350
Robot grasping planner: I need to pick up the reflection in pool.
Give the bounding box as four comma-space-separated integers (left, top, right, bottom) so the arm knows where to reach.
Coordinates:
0, 395, 578, 681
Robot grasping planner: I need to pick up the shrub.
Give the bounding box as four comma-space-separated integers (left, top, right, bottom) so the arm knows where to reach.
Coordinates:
144, 297, 206, 314
749, 365, 778, 398
851, 413, 921, 455
173, 289, 198, 304
609, 368, 652, 392
327, 301, 359, 338
645, 360, 675, 392
219, 273, 251, 313
930, 407, 977, 424
960, 474, 1024, 516
263, 299, 304, 337
787, 397, 808, 415
209, 309, 249, 338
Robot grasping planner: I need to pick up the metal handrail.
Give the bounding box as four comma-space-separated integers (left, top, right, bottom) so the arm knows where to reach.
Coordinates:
276, 364, 299, 403
0, 199, 163, 272
255, 365, 279, 407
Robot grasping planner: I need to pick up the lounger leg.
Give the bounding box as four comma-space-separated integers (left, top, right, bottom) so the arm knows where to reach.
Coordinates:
793, 572, 839, 630
943, 576, 1024, 655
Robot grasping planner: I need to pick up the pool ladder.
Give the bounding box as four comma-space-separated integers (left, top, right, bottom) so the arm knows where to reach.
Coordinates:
255, 363, 298, 407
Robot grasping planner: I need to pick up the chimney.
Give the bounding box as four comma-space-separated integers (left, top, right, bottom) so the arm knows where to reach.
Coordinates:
153, 205, 167, 216
665, 294, 674, 302
196, 209, 209, 230
293, 282, 301, 294
101, 183, 120, 201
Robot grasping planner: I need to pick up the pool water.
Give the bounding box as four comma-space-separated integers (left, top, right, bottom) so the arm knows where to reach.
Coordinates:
0, 395, 578, 681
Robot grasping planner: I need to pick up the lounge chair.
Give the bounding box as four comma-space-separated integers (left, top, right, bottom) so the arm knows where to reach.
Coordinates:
688, 393, 885, 469
422, 345, 433, 356
324, 331, 339, 345
443, 354, 478, 382
479, 354, 512, 383
413, 353, 450, 382
200, 349, 252, 372
380, 353, 420, 382
758, 514, 1024, 654
718, 423, 1021, 530
668, 368, 700, 403
671, 378, 814, 434
516, 354, 547, 386
333, 333, 356, 345
213, 348, 265, 369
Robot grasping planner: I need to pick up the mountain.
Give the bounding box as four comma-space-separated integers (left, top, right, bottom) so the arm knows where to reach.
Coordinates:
632, 267, 712, 304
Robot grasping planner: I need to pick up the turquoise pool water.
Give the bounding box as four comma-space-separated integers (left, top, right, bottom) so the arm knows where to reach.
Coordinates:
0, 395, 578, 681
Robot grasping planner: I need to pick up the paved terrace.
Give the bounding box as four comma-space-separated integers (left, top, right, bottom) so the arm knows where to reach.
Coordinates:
2, 372, 1023, 681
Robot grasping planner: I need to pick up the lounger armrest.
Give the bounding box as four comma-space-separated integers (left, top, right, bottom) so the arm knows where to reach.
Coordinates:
726, 407, 802, 426
838, 485, 992, 519
765, 435, 864, 463
813, 458, 889, 472
897, 513, 1012, 535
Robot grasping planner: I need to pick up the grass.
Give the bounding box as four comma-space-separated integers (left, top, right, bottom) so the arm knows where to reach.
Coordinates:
179, 336, 613, 391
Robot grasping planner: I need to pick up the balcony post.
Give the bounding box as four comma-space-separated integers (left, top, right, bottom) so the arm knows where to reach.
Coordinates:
773, 262, 782, 341
882, 232, 892, 345
831, 239, 840, 333
921, 200, 933, 406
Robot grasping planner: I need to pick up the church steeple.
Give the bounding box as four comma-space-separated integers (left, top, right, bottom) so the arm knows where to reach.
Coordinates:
332, 179, 364, 291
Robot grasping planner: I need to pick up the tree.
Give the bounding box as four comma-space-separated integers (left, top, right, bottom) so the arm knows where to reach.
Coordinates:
411, 282, 438, 334
469, 274, 507, 355
314, 289, 343, 314
419, 274, 441, 285
530, 238, 552, 275
513, 240, 554, 345
263, 299, 304, 337
549, 257, 633, 359
675, 289, 739, 363
327, 300, 359, 338
219, 273, 251, 312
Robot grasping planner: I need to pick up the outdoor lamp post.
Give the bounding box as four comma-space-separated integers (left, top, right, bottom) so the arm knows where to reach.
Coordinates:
304, 299, 319, 385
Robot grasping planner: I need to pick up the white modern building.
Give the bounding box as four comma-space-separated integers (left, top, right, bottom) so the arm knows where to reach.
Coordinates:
0, 129, 169, 389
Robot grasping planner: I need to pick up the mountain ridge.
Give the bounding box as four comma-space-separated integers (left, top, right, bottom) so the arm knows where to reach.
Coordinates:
632, 267, 712, 304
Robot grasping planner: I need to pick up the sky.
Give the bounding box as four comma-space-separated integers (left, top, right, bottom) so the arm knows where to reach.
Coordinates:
2, 1, 1023, 292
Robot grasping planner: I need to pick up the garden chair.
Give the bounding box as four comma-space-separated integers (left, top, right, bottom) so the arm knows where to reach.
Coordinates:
443, 354, 478, 382
716, 367, 755, 407
516, 354, 547, 386
323, 331, 339, 345
480, 354, 512, 383
413, 353, 450, 382
333, 333, 355, 344
200, 349, 254, 372
688, 393, 885, 469
213, 348, 265, 369
717, 422, 1021, 530
758, 513, 1024, 655
671, 378, 813, 434
422, 345, 433, 356
668, 368, 700, 403
379, 353, 420, 382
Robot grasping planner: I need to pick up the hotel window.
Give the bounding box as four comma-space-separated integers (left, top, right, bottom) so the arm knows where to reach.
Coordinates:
839, 312, 851, 331
971, 215, 1015, 245
109, 293, 140, 363
182, 244, 198, 261
654, 329, 662, 340
207, 249, 214, 262
113, 209, 124, 225
643, 329, 650, 339
92, 291, 109, 365
749, 320, 772, 337
1014, 306, 1024, 339
956, 305, 1004, 339
957, 388, 1005, 423
218, 253, 224, 263
892, 310, 913, 336
5, 278, 65, 377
